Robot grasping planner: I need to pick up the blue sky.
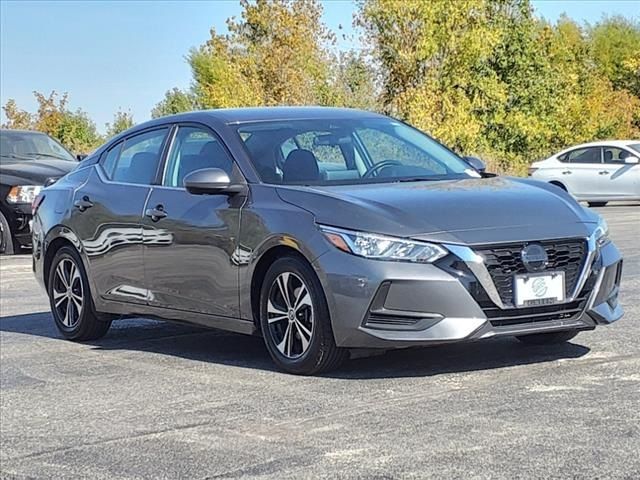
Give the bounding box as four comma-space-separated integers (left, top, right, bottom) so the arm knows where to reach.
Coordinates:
1, 0, 638, 132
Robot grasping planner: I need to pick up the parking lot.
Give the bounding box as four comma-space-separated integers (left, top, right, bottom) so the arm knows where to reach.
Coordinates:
0, 205, 638, 479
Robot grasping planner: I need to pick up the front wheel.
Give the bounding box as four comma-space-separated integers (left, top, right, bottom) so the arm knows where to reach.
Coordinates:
516, 330, 579, 345
0, 211, 17, 255
48, 246, 112, 341
259, 256, 347, 375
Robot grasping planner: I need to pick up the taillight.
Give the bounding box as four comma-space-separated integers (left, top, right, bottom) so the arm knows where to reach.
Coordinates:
32, 194, 45, 216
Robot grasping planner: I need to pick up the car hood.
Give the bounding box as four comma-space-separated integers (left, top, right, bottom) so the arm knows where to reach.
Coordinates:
0, 158, 77, 186
276, 176, 599, 245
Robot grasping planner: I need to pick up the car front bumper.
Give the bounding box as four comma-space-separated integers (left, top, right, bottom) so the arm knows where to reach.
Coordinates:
314, 239, 623, 349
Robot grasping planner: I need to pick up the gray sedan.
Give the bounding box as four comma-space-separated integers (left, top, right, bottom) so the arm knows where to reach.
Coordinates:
32, 108, 624, 374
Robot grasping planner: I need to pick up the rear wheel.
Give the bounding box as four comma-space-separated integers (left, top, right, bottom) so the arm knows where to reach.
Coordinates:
516, 330, 579, 345
259, 256, 347, 375
0, 211, 17, 255
48, 246, 111, 341
588, 202, 607, 208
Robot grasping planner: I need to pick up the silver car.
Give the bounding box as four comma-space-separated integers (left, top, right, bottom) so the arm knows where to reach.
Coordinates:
32, 108, 624, 375
530, 140, 640, 206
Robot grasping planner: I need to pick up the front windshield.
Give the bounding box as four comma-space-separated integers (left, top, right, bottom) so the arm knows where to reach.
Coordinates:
630, 143, 640, 154
0, 130, 76, 162
237, 118, 478, 185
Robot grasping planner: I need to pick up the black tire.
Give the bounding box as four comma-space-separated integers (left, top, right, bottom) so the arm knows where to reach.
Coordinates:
0, 211, 17, 255
588, 202, 607, 208
47, 246, 111, 341
259, 256, 347, 375
549, 182, 567, 191
516, 330, 579, 345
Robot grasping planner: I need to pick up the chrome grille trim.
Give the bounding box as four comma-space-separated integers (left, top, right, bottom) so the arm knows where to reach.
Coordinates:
445, 234, 596, 310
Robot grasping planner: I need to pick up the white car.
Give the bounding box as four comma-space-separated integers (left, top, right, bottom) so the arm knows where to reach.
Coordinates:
530, 140, 640, 206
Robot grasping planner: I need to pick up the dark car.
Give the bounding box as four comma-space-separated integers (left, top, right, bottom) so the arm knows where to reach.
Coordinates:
32, 108, 623, 375
1, 129, 78, 254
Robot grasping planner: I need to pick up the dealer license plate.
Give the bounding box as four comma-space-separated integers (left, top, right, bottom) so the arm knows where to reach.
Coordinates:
513, 271, 565, 307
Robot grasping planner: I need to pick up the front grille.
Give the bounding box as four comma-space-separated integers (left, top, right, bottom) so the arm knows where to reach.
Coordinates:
474, 239, 587, 307
483, 292, 589, 327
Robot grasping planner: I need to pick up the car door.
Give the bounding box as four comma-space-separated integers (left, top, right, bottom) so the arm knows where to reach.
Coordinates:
70, 127, 170, 304
141, 124, 244, 317
560, 147, 603, 199
601, 146, 640, 198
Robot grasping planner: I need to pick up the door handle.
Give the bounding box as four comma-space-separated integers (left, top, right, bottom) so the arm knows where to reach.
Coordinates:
74, 196, 93, 212
599, 170, 610, 175
145, 205, 167, 222
562, 170, 572, 175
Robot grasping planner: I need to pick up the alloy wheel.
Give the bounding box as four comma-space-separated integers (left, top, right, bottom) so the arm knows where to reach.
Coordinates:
266, 272, 314, 359
52, 258, 83, 328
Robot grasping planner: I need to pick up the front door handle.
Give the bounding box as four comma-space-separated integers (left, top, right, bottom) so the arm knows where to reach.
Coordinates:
599, 170, 610, 175
74, 196, 93, 212
562, 170, 572, 175
145, 205, 167, 222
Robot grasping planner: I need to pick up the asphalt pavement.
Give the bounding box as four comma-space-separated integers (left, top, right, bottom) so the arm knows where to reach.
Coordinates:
1, 205, 639, 479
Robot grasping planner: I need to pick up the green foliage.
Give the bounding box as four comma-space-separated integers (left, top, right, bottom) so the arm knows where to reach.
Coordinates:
588, 16, 640, 97
151, 88, 199, 118
106, 109, 134, 138
359, 0, 640, 173
2, 91, 103, 154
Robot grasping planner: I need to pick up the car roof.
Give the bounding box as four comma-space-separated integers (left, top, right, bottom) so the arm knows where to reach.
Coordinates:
136, 107, 386, 129
562, 139, 640, 149
0, 128, 50, 135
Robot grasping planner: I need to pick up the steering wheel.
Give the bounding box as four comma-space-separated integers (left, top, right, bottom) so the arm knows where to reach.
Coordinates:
362, 159, 403, 178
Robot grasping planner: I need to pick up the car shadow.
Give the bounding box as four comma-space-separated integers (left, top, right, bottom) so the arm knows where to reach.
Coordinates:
0, 312, 591, 379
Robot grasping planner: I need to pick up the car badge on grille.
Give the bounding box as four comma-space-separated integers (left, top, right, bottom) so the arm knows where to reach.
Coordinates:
521, 243, 548, 272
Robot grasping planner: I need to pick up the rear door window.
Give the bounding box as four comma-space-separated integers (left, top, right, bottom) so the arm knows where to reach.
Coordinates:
566, 147, 602, 164
103, 128, 169, 184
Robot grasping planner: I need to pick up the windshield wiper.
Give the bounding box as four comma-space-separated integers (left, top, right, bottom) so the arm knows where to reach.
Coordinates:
22, 152, 71, 161
395, 177, 441, 183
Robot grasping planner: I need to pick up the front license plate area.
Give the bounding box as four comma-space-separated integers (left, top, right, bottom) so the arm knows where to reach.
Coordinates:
514, 271, 565, 307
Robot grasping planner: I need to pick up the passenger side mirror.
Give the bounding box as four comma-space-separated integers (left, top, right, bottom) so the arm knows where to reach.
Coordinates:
183, 168, 246, 195
76, 154, 87, 161
464, 156, 486, 173
624, 156, 639, 165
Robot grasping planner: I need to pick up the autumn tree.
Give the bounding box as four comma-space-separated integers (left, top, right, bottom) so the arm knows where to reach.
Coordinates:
187, 0, 338, 108
1, 91, 103, 153
151, 88, 199, 118
106, 109, 134, 137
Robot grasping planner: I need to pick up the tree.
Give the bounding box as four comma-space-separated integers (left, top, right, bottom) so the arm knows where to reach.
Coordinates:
106, 109, 134, 137
588, 16, 640, 97
1, 91, 103, 153
188, 0, 336, 108
330, 51, 380, 110
2, 99, 33, 130
151, 88, 198, 118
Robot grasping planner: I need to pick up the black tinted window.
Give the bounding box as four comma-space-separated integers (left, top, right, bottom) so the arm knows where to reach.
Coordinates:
567, 147, 601, 164
105, 129, 168, 184
164, 126, 234, 187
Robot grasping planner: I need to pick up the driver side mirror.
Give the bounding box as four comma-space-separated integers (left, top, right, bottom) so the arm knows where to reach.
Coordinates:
184, 168, 246, 196
464, 156, 486, 173
624, 156, 639, 165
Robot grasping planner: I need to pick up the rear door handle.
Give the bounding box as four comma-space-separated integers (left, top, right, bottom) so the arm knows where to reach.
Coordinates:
562, 170, 572, 175
599, 170, 610, 175
74, 196, 93, 212
145, 205, 167, 222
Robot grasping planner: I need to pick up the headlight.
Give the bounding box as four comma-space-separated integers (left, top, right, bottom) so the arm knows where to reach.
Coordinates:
320, 225, 448, 263
6, 185, 42, 204
593, 217, 610, 247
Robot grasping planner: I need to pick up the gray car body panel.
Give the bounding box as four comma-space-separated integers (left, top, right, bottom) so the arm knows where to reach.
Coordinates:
32, 108, 624, 351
